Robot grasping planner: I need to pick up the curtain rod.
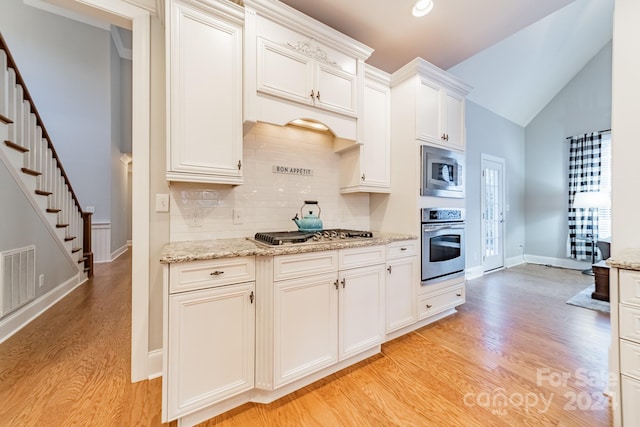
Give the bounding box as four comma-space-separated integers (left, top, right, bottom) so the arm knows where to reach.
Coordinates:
565, 129, 611, 140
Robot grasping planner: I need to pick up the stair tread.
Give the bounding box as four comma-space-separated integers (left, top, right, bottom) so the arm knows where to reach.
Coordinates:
78, 257, 87, 263
64, 236, 76, 242
46, 208, 61, 213
56, 224, 69, 228
21, 167, 41, 176
4, 140, 28, 153
35, 190, 52, 196
71, 247, 82, 253
0, 114, 12, 124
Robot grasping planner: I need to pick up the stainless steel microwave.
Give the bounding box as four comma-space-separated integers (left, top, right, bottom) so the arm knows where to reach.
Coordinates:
420, 145, 464, 198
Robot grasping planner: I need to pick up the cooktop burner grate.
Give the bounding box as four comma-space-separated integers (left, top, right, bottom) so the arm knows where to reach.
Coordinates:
253, 229, 373, 246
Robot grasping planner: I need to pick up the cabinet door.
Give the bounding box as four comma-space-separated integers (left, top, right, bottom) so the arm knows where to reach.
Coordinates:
622, 376, 640, 426
274, 273, 338, 388
167, 0, 243, 183
416, 78, 443, 144
257, 38, 314, 106
167, 282, 255, 420
386, 257, 418, 333
361, 78, 390, 188
339, 264, 386, 360
444, 90, 465, 151
315, 62, 357, 117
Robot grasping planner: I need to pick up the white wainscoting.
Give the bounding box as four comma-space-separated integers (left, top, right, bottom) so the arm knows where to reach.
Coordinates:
92, 222, 111, 263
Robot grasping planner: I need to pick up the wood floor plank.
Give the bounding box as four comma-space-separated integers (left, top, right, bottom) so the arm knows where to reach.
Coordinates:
0, 255, 612, 426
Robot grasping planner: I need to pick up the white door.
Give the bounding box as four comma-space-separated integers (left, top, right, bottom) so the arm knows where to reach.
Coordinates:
481, 154, 505, 272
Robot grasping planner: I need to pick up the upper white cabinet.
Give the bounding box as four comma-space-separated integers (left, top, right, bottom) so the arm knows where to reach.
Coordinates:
392, 58, 472, 152
243, 0, 373, 142
166, 0, 244, 184
339, 65, 391, 193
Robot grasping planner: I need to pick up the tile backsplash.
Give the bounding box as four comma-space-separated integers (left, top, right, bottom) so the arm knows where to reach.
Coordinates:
169, 123, 370, 241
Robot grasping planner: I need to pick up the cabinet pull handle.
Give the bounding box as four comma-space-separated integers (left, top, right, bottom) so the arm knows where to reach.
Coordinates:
456, 293, 462, 297
361, 173, 365, 181
316, 91, 320, 100
441, 133, 446, 140
341, 278, 346, 288
387, 266, 392, 273
334, 279, 339, 290
426, 304, 432, 309
250, 291, 254, 304
400, 247, 407, 251
445, 134, 449, 141
210, 270, 224, 276
310, 90, 315, 99
237, 160, 242, 170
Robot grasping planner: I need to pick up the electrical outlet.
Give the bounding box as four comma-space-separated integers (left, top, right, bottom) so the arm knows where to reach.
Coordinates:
39, 274, 44, 288
189, 209, 203, 227
156, 194, 169, 212
233, 208, 243, 225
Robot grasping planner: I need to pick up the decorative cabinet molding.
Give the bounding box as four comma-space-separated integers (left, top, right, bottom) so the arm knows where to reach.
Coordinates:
392, 57, 472, 152
340, 64, 391, 194
243, 0, 373, 142
166, 0, 244, 184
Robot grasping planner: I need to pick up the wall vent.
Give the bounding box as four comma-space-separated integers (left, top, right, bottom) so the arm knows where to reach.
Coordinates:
1, 245, 36, 318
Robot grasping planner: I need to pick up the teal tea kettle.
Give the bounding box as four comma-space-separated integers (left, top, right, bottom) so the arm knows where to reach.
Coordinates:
292, 200, 323, 232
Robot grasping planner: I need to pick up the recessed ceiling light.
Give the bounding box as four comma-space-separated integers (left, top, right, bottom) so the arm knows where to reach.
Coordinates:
412, 0, 433, 17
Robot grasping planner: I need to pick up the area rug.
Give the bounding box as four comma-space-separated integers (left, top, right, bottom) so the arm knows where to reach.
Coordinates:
566, 285, 610, 313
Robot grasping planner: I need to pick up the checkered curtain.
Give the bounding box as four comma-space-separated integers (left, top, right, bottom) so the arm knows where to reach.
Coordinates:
568, 133, 602, 260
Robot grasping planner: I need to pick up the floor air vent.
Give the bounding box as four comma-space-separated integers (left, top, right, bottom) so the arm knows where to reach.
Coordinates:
1, 246, 36, 318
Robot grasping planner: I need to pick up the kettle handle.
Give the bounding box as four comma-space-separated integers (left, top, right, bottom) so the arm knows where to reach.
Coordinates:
300, 200, 321, 217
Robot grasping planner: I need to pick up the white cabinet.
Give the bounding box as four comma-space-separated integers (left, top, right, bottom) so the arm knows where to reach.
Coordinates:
166, 0, 244, 184
243, 0, 373, 142
273, 272, 338, 388
385, 240, 419, 334
339, 65, 391, 193
257, 38, 358, 117
162, 257, 256, 422
612, 267, 640, 426
263, 246, 385, 388
418, 283, 465, 319
391, 58, 471, 153
417, 79, 466, 151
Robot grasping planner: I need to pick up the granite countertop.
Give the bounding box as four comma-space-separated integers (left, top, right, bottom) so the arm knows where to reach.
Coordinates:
606, 248, 640, 271
160, 232, 417, 264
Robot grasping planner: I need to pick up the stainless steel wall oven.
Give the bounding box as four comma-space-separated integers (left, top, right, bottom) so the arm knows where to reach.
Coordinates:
421, 208, 465, 285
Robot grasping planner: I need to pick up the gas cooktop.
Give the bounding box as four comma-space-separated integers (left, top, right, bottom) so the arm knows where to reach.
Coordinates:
253, 229, 373, 246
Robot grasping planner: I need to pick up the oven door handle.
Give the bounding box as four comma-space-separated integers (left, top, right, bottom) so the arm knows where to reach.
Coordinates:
423, 224, 463, 232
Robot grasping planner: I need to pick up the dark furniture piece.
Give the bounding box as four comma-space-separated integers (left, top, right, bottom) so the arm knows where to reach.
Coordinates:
591, 239, 611, 302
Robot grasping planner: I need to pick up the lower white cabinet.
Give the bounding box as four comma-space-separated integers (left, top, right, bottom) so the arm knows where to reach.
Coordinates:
273, 273, 338, 387
418, 283, 465, 319
385, 241, 419, 333
267, 247, 385, 388
622, 376, 640, 425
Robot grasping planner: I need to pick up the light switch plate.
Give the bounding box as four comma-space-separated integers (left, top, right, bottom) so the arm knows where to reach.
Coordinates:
156, 194, 169, 212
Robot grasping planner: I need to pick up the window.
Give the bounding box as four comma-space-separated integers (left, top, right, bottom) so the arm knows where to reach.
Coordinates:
598, 133, 611, 239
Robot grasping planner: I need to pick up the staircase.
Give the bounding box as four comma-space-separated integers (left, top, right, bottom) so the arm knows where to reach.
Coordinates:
0, 33, 93, 278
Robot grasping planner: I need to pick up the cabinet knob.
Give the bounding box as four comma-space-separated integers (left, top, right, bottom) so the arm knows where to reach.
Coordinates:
237, 160, 242, 170
456, 293, 462, 297
334, 279, 339, 290
387, 266, 392, 273
361, 174, 365, 181
250, 291, 254, 304
445, 134, 449, 141
341, 278, 346, 288
210, 270, 224, 276
400, 247, 407, 251
316, 91, 320, 100
441, 133, 446, 140
310, 90, 315, 99
426, 304, 432, 309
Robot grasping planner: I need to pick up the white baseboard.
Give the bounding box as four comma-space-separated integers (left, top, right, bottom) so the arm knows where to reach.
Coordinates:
506, 255, 526, 268
0, 274, 86, 344
523, 254, 590, 270
148, 349, 163, 379
111, 245, 129, 261
465, 265, 483, 281
127, 239, 133, 247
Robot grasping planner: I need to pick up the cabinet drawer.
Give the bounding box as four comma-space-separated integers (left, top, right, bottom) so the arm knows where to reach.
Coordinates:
169, 257, 255, 294
621, 339, 640, 380
274, 251, 338, 281
620, 304, 640, 343
620, 269, 640, 307
386, 240, 418, 260
418, 285, 465, 319
339, 245, 385, 270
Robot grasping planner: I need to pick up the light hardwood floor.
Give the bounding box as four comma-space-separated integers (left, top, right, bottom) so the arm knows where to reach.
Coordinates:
0, 252, 612, 426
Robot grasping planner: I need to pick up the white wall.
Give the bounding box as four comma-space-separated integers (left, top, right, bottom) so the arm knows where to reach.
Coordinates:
464, 101, 526, 271
169, 123, 370, 241
524, 42, 612, 261
611, 0, 640, 255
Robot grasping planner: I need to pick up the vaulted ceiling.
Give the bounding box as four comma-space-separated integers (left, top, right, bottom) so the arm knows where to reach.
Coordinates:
280, 0, 614, 126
